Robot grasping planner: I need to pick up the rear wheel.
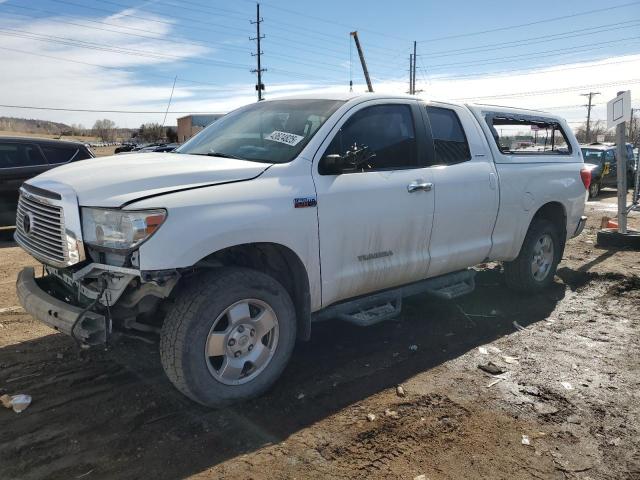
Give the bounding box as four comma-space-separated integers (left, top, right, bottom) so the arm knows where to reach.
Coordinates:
504, 219, 561, 292
588, 181, 600, 199
160, 267, 296, 407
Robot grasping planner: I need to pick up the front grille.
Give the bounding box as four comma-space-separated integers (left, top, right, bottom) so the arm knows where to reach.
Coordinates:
15, 192, 68, 265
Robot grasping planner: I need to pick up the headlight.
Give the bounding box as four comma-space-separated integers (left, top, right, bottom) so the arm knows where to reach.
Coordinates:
81, 208, 166, 251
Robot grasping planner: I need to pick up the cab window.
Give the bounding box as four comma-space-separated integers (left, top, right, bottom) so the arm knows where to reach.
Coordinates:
322, 104, 418, 172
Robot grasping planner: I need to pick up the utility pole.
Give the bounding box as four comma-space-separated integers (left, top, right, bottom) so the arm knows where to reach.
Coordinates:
409, 54, 413, 94
580, 92, 600, 142
250, 3, 266, 101
412, 41, 417, 95
350, 31, 373, 93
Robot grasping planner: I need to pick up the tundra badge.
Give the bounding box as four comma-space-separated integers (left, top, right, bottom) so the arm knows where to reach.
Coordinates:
294, 197, 317, 208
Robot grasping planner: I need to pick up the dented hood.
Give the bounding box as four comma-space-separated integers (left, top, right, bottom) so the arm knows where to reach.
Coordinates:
28, 152, 270, 207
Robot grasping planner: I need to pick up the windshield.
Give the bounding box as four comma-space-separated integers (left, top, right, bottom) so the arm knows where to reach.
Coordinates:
176, 99, 345, 163
581, 148, 604, 162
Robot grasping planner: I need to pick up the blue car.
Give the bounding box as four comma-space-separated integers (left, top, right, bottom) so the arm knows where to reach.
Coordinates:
580, 143, 637, 199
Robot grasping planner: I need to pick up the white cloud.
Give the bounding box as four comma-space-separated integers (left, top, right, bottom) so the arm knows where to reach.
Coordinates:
0, 10, 209, 127
0, 9, 638, 131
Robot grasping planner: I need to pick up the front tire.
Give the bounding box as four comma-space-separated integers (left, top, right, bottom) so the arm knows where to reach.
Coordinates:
160, 267, 296, 407
504, 219, 561, 292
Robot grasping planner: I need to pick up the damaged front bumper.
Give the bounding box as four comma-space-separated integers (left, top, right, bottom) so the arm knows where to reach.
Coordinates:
16, 262, 179, 346
16, 267, 108, 345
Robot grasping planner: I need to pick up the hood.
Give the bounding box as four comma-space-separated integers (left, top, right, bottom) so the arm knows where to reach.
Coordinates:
583, 162, 600, 171
27, 152, 271, 207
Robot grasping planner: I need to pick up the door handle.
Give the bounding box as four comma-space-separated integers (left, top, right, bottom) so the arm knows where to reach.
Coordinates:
407, 181, 433, 193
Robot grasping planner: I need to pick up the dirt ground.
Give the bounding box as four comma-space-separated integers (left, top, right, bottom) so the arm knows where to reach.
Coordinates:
1, 190, 639, 480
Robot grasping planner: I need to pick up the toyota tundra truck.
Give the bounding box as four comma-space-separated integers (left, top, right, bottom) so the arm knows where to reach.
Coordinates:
14, 94, 589, 406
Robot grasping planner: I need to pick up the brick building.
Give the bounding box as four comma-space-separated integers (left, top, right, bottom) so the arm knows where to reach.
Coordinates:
177, 114, 225, 143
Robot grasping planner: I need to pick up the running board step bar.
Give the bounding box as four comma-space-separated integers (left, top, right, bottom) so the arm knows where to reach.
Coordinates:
313, 269, 476, 326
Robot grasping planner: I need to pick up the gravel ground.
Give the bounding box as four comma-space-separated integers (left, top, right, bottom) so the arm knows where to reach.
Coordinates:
0, 189, 638, 480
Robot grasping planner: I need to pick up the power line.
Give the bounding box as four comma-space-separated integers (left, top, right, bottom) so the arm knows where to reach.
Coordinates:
425, 36, 640, 70
0, 104, 227, 114
0, 6, 251, 55
455, 79, 640, 101
425, 56, 640, 82
43, 0, 249, 38
418, 19, 640, 59
0, 27, 339, 82
0, 45, 267, 91
1, 3, 354, 74
417, 0, 640, 43
235, 0, 411, 43
0, 27, 251, 70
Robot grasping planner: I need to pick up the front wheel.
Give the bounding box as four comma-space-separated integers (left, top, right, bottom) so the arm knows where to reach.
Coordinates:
160, 267, 297, 407
504, 219, 561, 292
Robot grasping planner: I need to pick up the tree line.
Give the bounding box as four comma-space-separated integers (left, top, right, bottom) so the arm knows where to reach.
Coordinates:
92, 119, 177, 143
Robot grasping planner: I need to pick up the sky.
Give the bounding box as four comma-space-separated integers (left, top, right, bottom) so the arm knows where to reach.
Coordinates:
0, 0, 639, 130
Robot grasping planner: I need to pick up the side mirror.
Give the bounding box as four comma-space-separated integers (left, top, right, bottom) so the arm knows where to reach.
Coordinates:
320, 154, 346, 175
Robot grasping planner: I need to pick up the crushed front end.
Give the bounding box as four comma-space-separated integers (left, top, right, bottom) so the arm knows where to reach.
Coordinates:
14, 181, 177, 346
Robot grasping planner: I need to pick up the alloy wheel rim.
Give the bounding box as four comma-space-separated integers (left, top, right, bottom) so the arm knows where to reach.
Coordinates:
204, 298, 279, 385
531, 233, 554, 282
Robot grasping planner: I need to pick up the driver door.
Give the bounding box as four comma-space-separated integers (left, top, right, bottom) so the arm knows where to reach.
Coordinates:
312, 100, 435, 307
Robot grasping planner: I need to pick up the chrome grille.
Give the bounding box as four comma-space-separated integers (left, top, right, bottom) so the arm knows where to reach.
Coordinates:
15, 192, 68, 265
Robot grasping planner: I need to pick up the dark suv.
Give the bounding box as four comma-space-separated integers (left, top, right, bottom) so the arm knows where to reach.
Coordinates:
0, 137, 94, 228
580, 143, 637, 199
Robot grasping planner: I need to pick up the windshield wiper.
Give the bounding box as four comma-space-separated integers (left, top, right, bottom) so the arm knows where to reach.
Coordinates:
186, 151, 274, 164
205, 151, 245, 160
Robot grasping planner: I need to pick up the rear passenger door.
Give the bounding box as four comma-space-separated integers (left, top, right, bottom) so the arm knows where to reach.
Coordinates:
0, 142, 48, 227
421, 103, 499, 277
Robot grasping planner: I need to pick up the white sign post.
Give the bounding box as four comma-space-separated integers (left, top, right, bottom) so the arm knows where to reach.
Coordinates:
607, 91, 631, 234
607, 90, 631, 129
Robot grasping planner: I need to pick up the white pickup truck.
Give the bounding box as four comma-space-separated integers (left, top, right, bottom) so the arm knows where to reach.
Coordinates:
15, 94, 589, 406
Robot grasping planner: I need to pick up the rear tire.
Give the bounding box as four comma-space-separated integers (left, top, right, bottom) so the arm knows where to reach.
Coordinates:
588, 181, 600, 199
160, 267, 297, 407
504, 219, 562, 292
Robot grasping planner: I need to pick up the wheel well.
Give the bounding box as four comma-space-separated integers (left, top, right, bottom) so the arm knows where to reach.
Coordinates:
532, 202, 567, 248
194, 243, 312, 341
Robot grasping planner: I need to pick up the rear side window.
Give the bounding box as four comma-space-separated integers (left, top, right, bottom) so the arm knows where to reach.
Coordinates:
488, 116, 572, 155
0, 143, 46, 168
41, 145, 79, 164
425, 106, 471, 165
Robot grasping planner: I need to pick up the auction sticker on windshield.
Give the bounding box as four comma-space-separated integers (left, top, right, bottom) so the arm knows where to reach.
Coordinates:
266, 131, 304, 146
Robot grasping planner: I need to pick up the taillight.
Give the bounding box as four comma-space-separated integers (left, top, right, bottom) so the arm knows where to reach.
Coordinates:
580, 167, 591, 190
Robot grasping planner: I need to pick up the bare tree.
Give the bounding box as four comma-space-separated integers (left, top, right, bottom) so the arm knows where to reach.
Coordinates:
138, 123, 166, 143
629, 114, 640, 147
574, 120, 612, 144
92, 119, 116, 142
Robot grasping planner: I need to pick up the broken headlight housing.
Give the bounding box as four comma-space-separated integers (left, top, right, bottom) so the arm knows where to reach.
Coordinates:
81, 208, 166, 251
